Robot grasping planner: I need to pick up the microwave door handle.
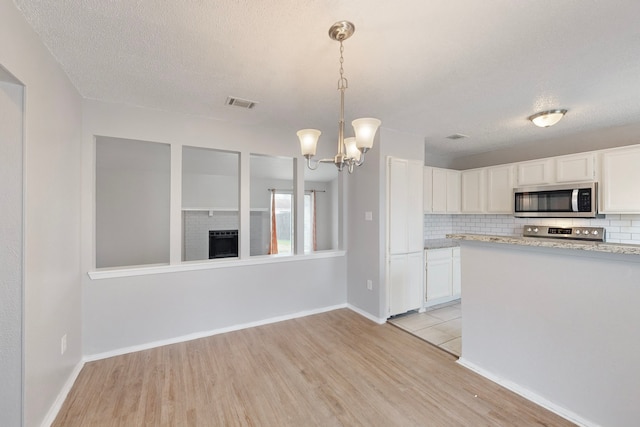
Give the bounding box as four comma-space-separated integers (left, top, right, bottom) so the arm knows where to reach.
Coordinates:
571, 189, 579, 212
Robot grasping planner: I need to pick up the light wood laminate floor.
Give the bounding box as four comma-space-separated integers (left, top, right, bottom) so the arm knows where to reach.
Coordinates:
53, 309, 574, 426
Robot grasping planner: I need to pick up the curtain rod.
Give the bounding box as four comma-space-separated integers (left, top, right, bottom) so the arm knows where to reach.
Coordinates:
267, 188, 326, 193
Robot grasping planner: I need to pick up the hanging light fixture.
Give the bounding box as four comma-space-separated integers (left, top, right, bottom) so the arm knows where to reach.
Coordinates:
528, 109, 568, 128
297, 21, 381, 173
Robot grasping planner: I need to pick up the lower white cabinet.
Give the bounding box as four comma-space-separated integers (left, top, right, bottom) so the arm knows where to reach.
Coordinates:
425, 247, 461, 305
388, 252, 423, 316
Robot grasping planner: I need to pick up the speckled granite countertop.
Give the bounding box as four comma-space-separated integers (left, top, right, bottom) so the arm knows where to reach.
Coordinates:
424, 238, 459, 250
447, 233, 640, 256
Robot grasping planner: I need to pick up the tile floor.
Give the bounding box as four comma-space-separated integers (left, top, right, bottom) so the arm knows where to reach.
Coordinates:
388, 300, 462, 357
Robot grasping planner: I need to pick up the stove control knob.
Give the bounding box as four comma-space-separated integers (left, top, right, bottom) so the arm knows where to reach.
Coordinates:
592, 230, 599, 235
533, 227, 539, 233
576, 230, 581, 235
583, 230, 590, 235
526, 227, 532, 232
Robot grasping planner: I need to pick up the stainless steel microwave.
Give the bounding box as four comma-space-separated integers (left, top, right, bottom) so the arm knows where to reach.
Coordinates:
513, 182, 598, 218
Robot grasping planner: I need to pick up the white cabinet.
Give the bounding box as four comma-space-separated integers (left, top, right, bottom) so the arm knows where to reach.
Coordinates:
600, 146, 640, 213
461, 168, 486, 213
389, 253, 423, 316
389, 158, 423, 253
555, 152, 595, 183
517, 158, 554, 186
387, 157, 424, 317
423, 167, 433, 212
486, 164, 515, 213
425, 247, 461, 305
452, 247, 461, 296
425, 167, 461, 213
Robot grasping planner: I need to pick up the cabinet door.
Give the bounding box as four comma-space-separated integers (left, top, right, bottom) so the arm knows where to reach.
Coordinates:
432, 168, 448, 213
389, 254, 422, 316
517, 159, 553, 186
407, 161, 424, 253
452, 247, 461, 296
423, 167, 433, 212
487, 164, 515, 213
601, 147, 640, 213
555, 152, 595, 183
407, 251, 424, 311
388, 254, 408, 316
461, 169, 486, 213
388, 158, 408, 254
425, 248, 453, 301
446, 170, 461, 213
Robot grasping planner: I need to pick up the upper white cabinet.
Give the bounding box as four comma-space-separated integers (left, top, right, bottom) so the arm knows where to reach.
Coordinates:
425, 167, 461, 214
389, 158, 424, 254
555, 152, 595, 183
600, 146, 640, 213
423, 167, 433, 212
486, 164, 515, 213
461, 168, 486, 213
516, 159, 554, 186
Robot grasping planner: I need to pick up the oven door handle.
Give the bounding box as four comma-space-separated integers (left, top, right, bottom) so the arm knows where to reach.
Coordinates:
571, 189, 579, 212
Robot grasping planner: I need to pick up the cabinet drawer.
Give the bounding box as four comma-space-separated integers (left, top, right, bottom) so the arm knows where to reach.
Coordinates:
425, 247, 453, 262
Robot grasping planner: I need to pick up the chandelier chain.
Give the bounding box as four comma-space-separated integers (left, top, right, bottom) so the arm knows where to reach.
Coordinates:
338, 40, 348, 91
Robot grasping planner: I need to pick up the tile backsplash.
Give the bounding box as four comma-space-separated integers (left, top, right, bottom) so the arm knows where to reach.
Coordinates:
424, 214, 640, 245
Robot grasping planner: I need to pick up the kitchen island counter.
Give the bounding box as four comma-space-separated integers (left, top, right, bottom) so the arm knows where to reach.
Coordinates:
451, 235, 640, 427
447, 233, 640, 256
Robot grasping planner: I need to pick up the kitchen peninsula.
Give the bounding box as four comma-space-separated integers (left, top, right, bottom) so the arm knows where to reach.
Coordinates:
449, 233, 640, 427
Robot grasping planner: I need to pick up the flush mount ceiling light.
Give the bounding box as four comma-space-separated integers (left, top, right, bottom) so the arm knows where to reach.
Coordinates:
297, 21, 381, 173
528, 109, 568, 128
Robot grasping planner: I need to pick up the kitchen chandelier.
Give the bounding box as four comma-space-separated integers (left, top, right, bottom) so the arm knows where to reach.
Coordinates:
528, 109, 568, 128
297, 21, 381, 173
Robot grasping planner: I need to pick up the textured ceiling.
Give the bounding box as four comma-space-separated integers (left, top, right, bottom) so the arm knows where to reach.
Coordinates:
12, 0, 640, 158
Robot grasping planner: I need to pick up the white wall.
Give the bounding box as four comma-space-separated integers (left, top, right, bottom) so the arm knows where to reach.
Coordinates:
95, 137, 171, 268
0, 1, 84, 426
461, 241, 640, 426
0, 75, 24, 427
81, 100, 348, 356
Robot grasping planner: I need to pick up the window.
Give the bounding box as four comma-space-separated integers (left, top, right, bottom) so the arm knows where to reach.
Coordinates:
304, 164, 339, 252
250, 155, 294, 256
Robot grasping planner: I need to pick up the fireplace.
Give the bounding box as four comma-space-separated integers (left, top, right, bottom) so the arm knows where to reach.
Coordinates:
209, 230, 239, 259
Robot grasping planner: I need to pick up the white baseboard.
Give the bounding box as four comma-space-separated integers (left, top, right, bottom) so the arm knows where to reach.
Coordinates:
84, 303, 349, 362
41, 360, 85, 427
347, 304, 387, 324
457, 358, 596, 427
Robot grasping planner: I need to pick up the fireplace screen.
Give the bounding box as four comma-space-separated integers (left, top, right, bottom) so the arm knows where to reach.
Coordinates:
209, 230, 239, 259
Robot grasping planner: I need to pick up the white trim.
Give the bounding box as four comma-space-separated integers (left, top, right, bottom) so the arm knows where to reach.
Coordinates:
88, 250, 346, 280
40, 360, 84, 427
84, 303, 348, 362
457, 358, 598, 427
347, 304, 387, 324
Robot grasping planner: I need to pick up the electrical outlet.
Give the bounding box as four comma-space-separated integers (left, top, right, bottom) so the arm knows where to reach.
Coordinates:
366, 279, 373, 291
365, 211, 373, 221
61, 334, 67, 355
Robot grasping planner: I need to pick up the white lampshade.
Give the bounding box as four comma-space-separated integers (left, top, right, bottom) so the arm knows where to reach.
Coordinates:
297, 129, 321, 157
352, 118, 381, 150
344, 137, 361, 161
528, 109, 567, 128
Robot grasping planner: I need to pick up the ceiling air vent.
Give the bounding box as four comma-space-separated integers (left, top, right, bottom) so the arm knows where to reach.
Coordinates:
446, 133, 469, 140
225, 96, 258, 109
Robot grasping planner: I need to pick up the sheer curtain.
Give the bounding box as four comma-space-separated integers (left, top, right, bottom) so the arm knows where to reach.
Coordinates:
268, 189, 278, 254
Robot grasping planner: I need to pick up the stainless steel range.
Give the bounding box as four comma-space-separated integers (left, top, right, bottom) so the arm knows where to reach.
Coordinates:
523, 224, 605, 242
